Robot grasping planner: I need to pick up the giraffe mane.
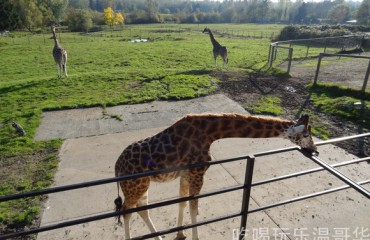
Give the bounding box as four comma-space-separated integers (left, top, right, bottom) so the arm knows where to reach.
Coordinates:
177, 113, 293, 124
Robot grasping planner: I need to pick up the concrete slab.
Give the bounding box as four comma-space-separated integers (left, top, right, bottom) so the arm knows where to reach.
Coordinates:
211, 138, 370, 238
34, 94, 246, 141
36, 94, 370, 240
38, 129, 290, 240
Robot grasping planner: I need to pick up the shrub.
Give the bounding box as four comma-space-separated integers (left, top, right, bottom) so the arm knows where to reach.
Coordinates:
277, 25, 355, 41
66, 8, 93, 32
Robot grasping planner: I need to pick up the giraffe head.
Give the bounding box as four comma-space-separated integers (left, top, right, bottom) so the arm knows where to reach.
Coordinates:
285, 115, 318, 155
202, 27, 210, 34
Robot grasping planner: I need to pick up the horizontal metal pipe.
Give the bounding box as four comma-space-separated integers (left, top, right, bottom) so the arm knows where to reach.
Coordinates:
270, 35, 363, 45
249, 179, 370, 214
3, 179, 368, 240
1, 133, 368, 202
252, 157, 370, 187
0, 185, 246, 239
273, 46, 293, 50
131, 212, 242, 240
309, 155, 370, 198
315, 132, 370, 146
320, 52, 370, 59
0, 157, 250, 202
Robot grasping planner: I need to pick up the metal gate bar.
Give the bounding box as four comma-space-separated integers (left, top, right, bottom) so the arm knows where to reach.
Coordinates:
0, 133, 369, 240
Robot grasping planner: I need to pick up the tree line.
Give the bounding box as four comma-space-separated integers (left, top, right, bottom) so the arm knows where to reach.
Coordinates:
1, 0, 369, 32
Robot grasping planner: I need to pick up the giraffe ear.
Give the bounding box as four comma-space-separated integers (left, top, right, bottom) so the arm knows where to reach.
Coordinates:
296, 114, 309, 127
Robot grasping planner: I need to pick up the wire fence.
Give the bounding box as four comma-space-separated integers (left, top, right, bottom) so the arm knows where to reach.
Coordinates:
1, 133, 369, 240
0, 25, 277, 47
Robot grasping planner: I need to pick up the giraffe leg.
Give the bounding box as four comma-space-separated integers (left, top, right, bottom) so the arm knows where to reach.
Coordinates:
63, 64, 68, 78
176, 176, 189, 240
120, 177, 152, 240
123, 204, 134, 240
56, 64, 61, 78
63, 54, 68, 78
189, 169, 207, 240
137, 191, 163, 240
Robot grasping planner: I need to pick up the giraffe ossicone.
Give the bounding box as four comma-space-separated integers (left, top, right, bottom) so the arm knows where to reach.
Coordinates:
114, 113, 318, 240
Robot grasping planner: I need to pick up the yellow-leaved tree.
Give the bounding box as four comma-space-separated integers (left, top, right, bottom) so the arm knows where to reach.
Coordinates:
115, 12, 124, 25
104, 7, 115, 27
104, 7, 124, 28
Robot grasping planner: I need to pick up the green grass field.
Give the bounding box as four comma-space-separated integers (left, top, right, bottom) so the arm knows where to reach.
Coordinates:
0, 23, 285, 232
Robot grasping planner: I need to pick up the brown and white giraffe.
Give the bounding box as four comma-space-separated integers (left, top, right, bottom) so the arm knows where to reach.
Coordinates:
202, 27, 228, 67
51, 25, 68, 78
114, 113, 318, 240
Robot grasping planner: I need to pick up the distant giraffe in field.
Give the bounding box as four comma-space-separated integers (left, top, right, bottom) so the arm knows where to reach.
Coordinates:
114, 113, 318, 240
202, 27, 228, 67
51, 25, 68, 78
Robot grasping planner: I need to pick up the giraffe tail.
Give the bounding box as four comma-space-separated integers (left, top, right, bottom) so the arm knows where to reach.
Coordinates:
114, 182, 123, 224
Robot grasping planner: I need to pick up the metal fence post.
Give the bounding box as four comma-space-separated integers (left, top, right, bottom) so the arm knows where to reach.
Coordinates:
268, 44, 272, 65
239, 156, 255, 240
305, 46, 310, 58
362, 60, 370, 93
269, 46, 275, 68
314, 53, 324, 85
287, 48, 293, 74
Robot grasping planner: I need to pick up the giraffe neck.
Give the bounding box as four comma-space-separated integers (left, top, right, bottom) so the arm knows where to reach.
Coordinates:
208, 30, 221, 48
52, 30, 60, 47
177, 114, 294, 144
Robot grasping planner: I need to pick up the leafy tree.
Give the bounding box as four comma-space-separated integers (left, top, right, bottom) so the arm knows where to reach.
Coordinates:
0, 0, 20, 31
104, 6, 115, 27
114, 12, 124, 25
357, 0, 370, 25
221, 4, 238, 23
36, 0, 56, 26
328, 3, 350, 23
104, 7, 124, 26
66, 8, 93, 32
48, 0, 69, 24
294, 2, 308, 23
146, 0, 159, 22
13, 0, 43, 31
69, 0, 89, 9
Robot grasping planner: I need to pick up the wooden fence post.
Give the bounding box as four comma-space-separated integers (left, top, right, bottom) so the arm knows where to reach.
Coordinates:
314, 53, 324, 85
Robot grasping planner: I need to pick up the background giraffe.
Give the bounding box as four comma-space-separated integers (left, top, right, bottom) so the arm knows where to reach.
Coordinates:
202, 27, 228, 67
51, 25, 68, 78
114, 113, 317, 240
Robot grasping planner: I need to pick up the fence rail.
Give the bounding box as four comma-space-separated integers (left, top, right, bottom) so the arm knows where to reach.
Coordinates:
268, 35, 365, 71
1, 133, 369, 240
313, 52, 370, 93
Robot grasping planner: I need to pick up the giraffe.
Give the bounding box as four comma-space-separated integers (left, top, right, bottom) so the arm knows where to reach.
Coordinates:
114, 113, 318, 240
202, 27, 228, 67
51, 25, 68, 78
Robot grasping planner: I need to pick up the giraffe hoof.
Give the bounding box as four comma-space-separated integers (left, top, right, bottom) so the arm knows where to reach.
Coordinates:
175, 233, 186, 240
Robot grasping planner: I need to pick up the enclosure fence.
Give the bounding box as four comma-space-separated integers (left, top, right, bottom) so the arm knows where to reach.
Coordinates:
0, 25, 276, 46
268, 35, 365, 73
0, 133, 369, 240
313, 52, 370, 93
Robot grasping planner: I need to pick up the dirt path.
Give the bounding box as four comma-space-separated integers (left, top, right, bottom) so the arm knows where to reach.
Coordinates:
279, 52, 370, 91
